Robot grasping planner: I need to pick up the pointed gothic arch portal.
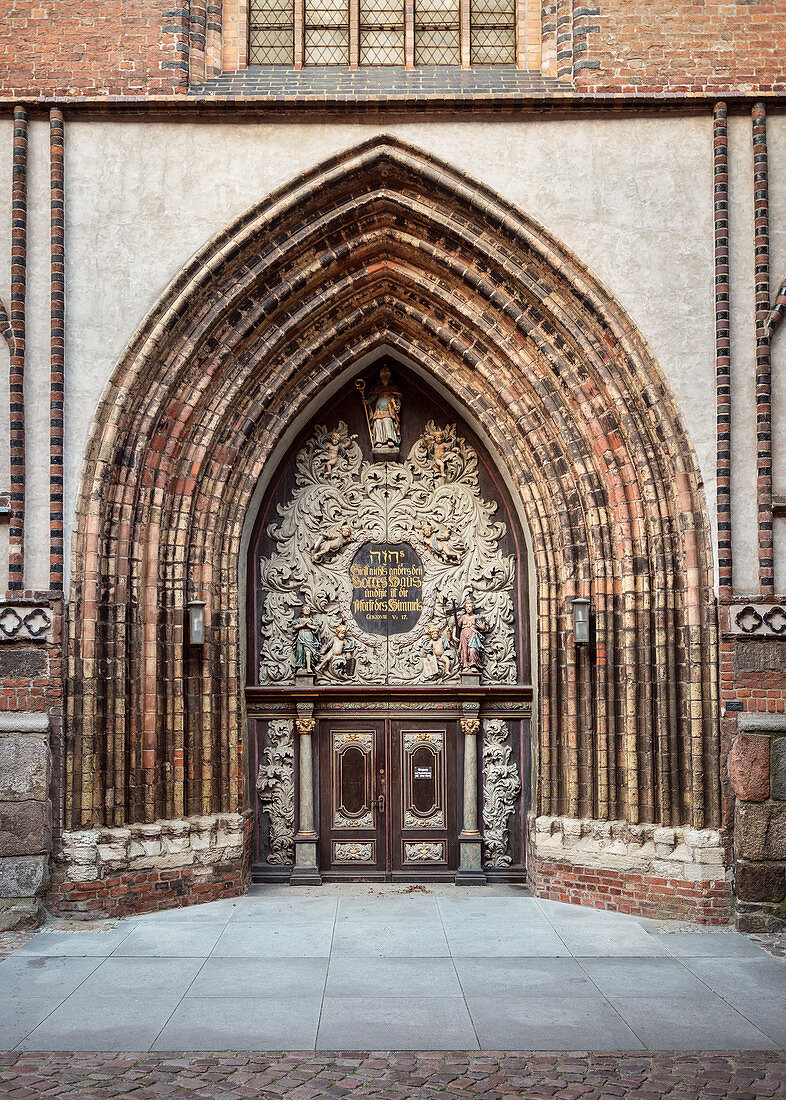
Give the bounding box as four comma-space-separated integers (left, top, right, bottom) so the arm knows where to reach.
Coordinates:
247, 356, 533, 881
64, 135, 719, 897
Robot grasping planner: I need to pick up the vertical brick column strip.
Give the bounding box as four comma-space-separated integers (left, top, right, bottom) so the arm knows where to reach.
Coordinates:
189, 2, 208, 84
752, 103, 773, 597
714, 102, 732, 599
555, 0, 573, 82
50, 109, 65, 594
349, 0, 360, 68
8, 105, 27, 595
294, 0, 305, 68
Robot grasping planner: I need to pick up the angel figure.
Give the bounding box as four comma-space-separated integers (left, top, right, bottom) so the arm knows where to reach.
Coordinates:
312, 523, 354, 563
418, 521, 464, 565
422, 425, 457, 482
317, 426, 358, 475
422, 624, 451, 679
316, 623, 357, 679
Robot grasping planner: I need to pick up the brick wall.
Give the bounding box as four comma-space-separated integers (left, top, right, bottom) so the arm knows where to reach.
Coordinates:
0, 0, 783, 98
574, 0, 786, 94
0, 1, 190, 98
721, 610, 786, 931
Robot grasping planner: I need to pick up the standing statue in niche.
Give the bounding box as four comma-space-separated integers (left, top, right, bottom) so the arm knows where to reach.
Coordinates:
357, 366, 402, 456
292, 604, 323, 675
450, 597, 489, 674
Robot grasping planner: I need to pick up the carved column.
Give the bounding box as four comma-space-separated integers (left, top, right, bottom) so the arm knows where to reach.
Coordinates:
290, 705, 321, 885
456, 707, 486, 885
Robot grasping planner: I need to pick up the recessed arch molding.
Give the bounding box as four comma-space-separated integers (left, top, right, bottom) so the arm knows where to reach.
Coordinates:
64, 137, 720, 871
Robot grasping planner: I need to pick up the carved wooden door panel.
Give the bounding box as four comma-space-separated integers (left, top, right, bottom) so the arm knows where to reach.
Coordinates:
390, 720, 456, 875
319, 720, 387, 875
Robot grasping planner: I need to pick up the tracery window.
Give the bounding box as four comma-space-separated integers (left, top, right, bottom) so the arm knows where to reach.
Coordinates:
248, 0, 526, 66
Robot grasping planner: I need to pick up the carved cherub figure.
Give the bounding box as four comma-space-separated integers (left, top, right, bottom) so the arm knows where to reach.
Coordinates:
422, 624, 451, 679
312, 523, 354, 563
418, 521, 463, 565
317, 426, 358, 475
421, 423, 457, 482
316, 623, 356, 679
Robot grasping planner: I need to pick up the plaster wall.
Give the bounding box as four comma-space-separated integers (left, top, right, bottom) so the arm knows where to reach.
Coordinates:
769, 115, 786, 596
729, 113, 759, 596
29, 116, 716, 593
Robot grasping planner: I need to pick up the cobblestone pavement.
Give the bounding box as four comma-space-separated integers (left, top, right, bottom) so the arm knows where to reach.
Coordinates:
751, 934, 786, 961
1, 1051, 785, 1099
0, 931, 34, 960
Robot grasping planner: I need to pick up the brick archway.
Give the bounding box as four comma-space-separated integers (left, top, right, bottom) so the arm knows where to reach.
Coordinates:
64, 136, 718, 851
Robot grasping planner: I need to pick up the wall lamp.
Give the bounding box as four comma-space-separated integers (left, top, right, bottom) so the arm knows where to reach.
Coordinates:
571, 597, 590, 646
187, 600, 207, 646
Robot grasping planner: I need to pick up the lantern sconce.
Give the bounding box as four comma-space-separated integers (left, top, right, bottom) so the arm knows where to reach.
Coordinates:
571, 597, 590, 646
187, 600, 207, 646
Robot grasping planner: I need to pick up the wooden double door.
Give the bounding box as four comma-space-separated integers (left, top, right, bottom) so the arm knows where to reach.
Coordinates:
319, 718, 458, 878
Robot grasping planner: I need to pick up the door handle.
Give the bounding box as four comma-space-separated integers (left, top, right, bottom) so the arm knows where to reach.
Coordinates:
376, 793, 385, 814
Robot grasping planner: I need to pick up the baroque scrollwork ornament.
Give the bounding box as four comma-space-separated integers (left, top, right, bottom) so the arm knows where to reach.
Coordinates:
256, 719, 295, 864
257, 414, 516, 685
482, 719, 521, 868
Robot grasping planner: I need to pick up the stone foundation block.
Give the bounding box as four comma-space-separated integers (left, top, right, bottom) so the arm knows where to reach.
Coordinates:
0, 855, 49, 898
0, 801, 51, 857
0, 733, 50, 802
772, 738, 786, 801
735, 802, 786, 861
729, 733, 770, 802
735, 860, 786, 903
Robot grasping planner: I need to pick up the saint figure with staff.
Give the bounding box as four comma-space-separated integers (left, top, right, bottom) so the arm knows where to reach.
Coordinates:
356, 366, 402, 456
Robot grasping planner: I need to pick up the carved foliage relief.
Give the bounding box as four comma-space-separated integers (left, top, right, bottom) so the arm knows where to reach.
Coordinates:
256, 719, 295, 864
256, 417, 517, 686
482, 719, 521, 868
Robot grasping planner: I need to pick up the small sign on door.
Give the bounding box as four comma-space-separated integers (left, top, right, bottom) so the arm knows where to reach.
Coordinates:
414, 767, 432, 779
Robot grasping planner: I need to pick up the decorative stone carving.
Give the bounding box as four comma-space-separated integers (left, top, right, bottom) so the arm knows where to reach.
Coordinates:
292, 605, 323, 674
404, 841, 445, 862
317, 426, 358, 477
403, 731, 444, 751
0, 604, 53, 643
257, 417, 516, 686
296, 718, 316, 736
334, 809, 374, 829
461, 718, 480, 737
482, 719, 521, 868
333, 841, 374, 862
730, 604, 786, 635
404, 809, 445, 828
256, 720, 295, 864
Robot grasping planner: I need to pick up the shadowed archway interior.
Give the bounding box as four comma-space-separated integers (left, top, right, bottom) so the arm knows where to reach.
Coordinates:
65, 136, 719, 836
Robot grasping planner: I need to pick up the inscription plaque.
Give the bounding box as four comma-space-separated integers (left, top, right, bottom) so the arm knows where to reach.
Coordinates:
350, 542, 423, 635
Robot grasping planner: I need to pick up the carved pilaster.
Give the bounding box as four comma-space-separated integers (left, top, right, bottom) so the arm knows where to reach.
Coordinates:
456, 705, 485, 885
291, 705, 321, 885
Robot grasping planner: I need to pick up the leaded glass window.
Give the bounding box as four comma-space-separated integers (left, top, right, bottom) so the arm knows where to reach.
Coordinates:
470, 0, 515, 64
249, 0, 295, 64
414, 0, 460, 66
360, 0, 405, 66
305, 0, 350, 63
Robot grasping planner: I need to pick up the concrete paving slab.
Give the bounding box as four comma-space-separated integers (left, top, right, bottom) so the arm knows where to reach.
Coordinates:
187, 957, 328, 999
680, 955, 786, 998
610, 995, 778, 1051
317, 996, 479, 1050
325, 956, 461, 998
153, 995, 322, 1050
15, 927, 135, 957
443, 922, 569, 957
466, 994, 644, 1050
579, 957, 715, 999
330, 921, 450, 957
652, 932, 768, 957
555, 924, 671, 958
714, 995, 786, 1046
111, 922, 226, 957
336, 897, 443, 923
212, 922, 334, 958
228, 898, 337, 925
454, 957, 600, 999
130, 898, 242, 924
0, 957, 104, 1050
17, 993, 180, 1052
